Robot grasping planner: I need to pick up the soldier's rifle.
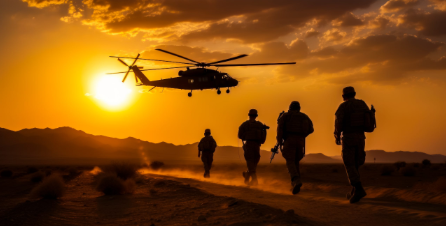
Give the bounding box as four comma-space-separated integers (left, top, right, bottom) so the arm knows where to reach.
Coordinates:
270, 111, 285, 163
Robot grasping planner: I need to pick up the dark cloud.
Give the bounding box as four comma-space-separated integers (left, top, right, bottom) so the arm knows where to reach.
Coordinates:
310, 47, 339, 58
380, 0, 419, 13
333, 12, 364, 27
369, 16, 390, 30
278, 35, 445, 84
399, 8, 446, 36
304, 29, 320, 38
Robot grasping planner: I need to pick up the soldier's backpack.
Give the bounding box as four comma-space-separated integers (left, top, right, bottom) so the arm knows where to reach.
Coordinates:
350, 104, 376, 133
201, 137, 216, 152
364, 105, 376, 133
245, 121, 267, 144
284, 111, 311, 136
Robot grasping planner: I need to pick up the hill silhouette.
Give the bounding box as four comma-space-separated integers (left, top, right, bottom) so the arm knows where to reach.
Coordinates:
2, 127, 444, 165
0, 127, 343, 165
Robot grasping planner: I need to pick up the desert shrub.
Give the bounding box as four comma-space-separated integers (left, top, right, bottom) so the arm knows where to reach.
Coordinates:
30, 174, 65, 199
433, 177, 446, 192
380, 165, 395, 176
30, 171, 45, 183
422, 159, 431, 167
394, 161, 406, 170
150, 161, 165, 170
96, 174, 126, 195
400, 166, 416, 177
103, 163, 140, 180
1, 169, 13, 178
27, 167, 38, 174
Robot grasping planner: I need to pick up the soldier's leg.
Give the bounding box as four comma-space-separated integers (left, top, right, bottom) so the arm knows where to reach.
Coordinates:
244, 141, 260, 185
342, 140, 361, 186
201, 154, 209, 177
282, 139, 299, 181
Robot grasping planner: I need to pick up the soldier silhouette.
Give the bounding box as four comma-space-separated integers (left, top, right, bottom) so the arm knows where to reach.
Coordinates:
335, 86, 376, 203
238, 109, 268, 186
198, 129, 217, 178
277, 101, 314, 194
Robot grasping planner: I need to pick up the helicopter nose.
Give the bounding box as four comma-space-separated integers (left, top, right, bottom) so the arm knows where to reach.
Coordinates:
233, 79, 238, 86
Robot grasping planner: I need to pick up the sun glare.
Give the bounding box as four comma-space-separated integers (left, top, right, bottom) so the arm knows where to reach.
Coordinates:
92, 75, 133, 110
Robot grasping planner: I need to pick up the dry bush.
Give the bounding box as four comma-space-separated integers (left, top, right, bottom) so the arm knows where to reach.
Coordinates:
27, 167, 38, 174
1, 169, 13, 178
30, 174, 65, 199
394, 161, 406, 170
380, 165, 395, 176
30, 171, 45, 183
96, 174, 135, 195
422, 159, 432, 167
400, 166, 416, 177
103, 163, 140, 180
150, 161, 165, 170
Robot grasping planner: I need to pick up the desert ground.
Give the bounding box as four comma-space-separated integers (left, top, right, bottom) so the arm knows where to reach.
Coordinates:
1, 163, 446, 226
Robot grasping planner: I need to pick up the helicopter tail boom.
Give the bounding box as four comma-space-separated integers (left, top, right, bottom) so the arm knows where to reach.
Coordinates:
131, 65, 151, 85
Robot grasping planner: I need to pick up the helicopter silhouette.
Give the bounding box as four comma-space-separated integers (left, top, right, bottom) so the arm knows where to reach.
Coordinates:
108, 49, 296, 97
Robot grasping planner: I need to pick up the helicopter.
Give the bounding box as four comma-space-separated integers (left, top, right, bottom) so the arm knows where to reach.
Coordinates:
107, 49, 296, 97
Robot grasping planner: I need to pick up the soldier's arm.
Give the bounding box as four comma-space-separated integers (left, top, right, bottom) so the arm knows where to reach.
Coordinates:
334, 105, 344, 136
277, 116, 285, 144
307, 116, 314, 136
238, 123, 245, 140
212, 138, 217, 149
198, 139, 203, 157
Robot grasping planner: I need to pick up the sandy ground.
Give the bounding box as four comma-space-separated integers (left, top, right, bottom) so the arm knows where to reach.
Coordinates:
1, 163, 446, 226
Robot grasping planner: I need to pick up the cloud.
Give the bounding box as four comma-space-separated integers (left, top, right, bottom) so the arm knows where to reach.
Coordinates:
277, 34, 445, 84
398, 8, 446, 36
368, 16, 390, 30
322, 28, 347, 43
23, 0, 377, 43
332, 12, 364, 27
22, 0, 67, 9
380, 0, 419, 13
429, 0, 446, 11
304, 29, 320, 38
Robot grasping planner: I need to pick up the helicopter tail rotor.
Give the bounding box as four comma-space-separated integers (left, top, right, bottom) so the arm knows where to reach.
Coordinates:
118, 53, 141, 83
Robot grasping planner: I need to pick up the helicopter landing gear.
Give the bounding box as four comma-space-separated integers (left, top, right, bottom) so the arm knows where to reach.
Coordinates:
188, 91, 192, 97
226, 88, 230, 94
217, 89, 221, 95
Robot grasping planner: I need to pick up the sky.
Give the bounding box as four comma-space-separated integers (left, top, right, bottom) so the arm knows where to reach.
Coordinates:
1, 0, 446, 156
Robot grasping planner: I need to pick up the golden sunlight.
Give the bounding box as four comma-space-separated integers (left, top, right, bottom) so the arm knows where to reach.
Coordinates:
91, 75, 133, 110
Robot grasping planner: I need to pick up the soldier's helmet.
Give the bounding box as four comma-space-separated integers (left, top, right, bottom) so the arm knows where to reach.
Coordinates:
289, 101, 301, 111
248, 109, 258, 117
204, 129, 211, 135
343, 86, 356, 95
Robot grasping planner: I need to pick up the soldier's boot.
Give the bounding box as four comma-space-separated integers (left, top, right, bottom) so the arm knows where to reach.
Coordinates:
346, 187, 355, 200
242, 171, 250, 185
349, 182, 367, 204
204, 170, 210, 178
249, 173, 258, 186
291, 177, 302, 195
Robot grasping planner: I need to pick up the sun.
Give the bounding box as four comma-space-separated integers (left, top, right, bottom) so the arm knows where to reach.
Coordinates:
91, 75, 133, 110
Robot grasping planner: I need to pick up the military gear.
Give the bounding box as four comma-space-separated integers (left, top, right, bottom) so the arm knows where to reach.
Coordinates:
248, 109, 258, 116
335, 98, 371, 135
343, 86, 355, 95
204, 129, 211, 134
277, 110, 314, 143
238, 120, 267, 144
349, 182, 367, 203
289, 101, 301, 111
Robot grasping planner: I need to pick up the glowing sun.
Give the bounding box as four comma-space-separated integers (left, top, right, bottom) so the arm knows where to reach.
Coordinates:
92, 75, 133, 109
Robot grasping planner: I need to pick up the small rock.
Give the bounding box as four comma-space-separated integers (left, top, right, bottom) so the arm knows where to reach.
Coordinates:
198, 215, 206, 221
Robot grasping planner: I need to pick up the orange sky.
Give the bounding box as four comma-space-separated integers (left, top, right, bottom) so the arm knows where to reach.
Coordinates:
1, 0, 446, 156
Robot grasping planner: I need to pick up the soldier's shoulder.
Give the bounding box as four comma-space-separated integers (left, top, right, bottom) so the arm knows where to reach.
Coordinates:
299, 112, 311, 119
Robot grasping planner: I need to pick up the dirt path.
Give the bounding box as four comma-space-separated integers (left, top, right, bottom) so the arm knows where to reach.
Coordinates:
156, 174, 446, 226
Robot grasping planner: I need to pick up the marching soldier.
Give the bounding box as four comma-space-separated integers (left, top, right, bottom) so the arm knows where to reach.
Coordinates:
277, 101, 314, 194
335, 86, 374, 203
238, 109, 268, 186
198, 129, 217, 178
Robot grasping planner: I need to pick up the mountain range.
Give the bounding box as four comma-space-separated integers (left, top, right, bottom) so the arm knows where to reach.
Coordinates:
0, 127, 445, 165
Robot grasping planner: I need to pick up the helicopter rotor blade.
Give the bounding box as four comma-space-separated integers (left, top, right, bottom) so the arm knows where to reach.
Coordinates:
118, 58, 129, 67
131, 53, 140, 66
109, 56, 196, 65
207, 54, 248, 65
135, 74, 139, 83
122, 70, 130, 82
140, 66, 196, 71
155, 49, 199, 64
212, 62, 296, 67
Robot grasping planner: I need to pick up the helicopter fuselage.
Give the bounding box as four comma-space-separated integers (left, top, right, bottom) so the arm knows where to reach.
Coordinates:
137, 68, 238, 90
